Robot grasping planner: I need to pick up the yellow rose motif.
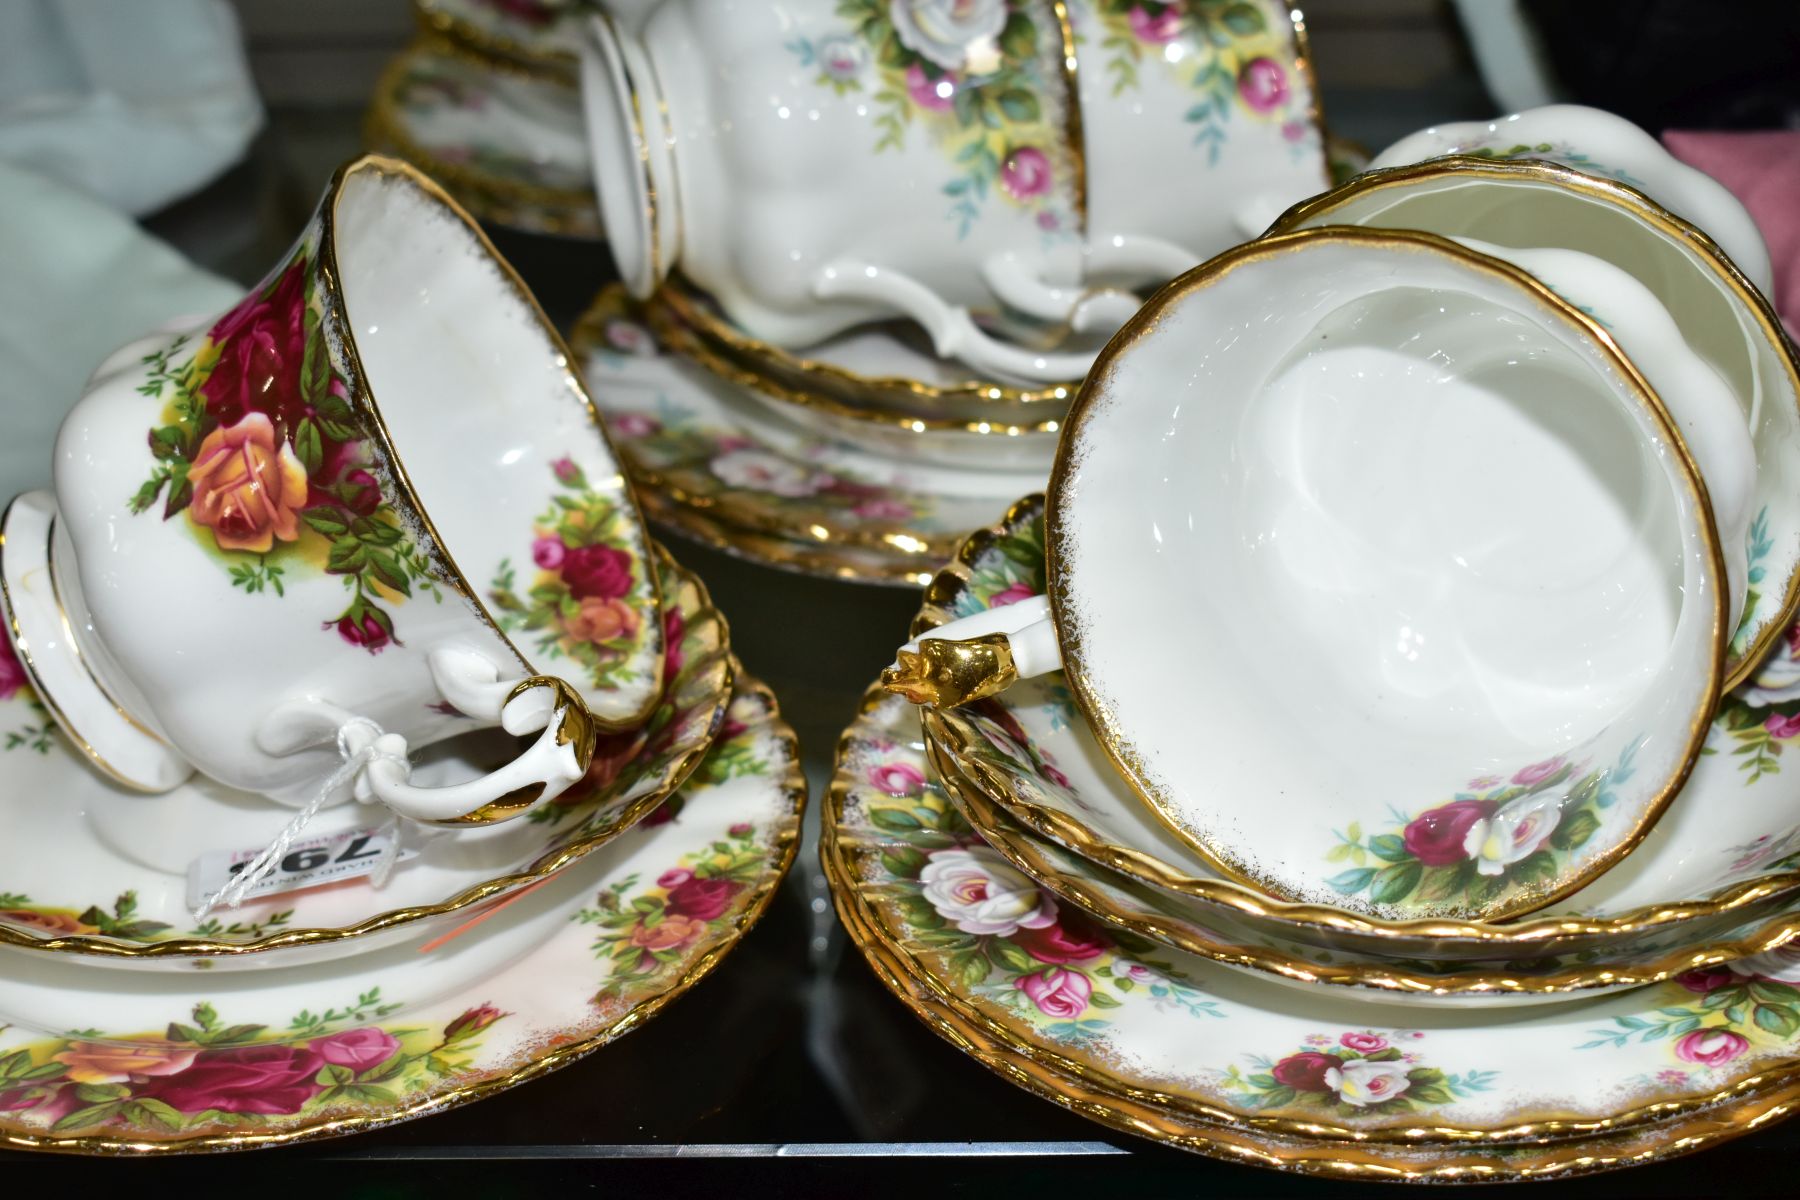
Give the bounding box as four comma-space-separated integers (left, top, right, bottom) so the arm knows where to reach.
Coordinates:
185, 413, 309, 553
52, 1037, 199, 1083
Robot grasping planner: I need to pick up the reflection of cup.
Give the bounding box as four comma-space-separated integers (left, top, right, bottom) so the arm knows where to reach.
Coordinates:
888, 227, 1734, 921
0, 156, 665, 828
1272, 115, 1800, 683
578, 0, 1328, 382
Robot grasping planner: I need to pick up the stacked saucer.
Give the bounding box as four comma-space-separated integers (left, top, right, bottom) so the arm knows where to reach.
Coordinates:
573, 1, 1343, 584
828, 107, 1800, 1178
365, 2, 598, 238
0, 156, 803, 1152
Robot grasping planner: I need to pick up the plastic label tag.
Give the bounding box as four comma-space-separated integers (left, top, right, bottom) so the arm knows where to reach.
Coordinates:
186, 825, 417, 911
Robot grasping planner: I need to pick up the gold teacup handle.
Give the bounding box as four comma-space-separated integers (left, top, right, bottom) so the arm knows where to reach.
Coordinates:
882, 595, 1059, 708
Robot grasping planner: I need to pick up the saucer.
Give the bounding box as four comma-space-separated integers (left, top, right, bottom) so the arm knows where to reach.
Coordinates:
365, 35, 599, 239
414, 0, 584, 79
0, 671, 801, 1152
570, 286, 1042, 587
0, 547, 731, 966
831, 685, 1800, 1154
919, 496, 1800, 965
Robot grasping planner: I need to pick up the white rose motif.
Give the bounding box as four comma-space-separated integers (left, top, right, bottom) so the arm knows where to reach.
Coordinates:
1325, 1058, 1412, 1107
817, 33, 867, 81
1727, 943, 1800, 984
1740, 629, 1800, 707
1462, 790, 1563, 877
918, 846, 1057, 935
889, 0, 1010, 71
710, 448, 822, 498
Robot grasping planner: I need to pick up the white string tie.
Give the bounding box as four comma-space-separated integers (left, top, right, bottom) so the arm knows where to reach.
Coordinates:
193, 716, 409, 921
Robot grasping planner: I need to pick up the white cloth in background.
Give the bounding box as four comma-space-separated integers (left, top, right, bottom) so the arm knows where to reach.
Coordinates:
0, 159, 239, 495
0, 0, 263, 215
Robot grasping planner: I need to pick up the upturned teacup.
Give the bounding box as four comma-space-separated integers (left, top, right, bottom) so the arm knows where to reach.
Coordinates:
1, 156, 667, 827
578, 0, 1327, 382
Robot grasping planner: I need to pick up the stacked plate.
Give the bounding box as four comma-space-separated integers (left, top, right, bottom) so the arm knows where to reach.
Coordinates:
825, 111, 1800, 1179
0, 156, 803, 1152
365, 1, 599, 238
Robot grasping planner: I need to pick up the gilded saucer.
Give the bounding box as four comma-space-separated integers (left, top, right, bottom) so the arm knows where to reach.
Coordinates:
570, 286, 1040, 588
365, 35, 599, 239
0, 670, 801, 1153
0, 547, 730, 966
830, 684, 1800, 1156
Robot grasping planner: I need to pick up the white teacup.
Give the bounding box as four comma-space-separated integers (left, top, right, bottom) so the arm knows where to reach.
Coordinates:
887, 227, 1734, 920
578, 0, 1327, 382
1269, 126, 1800, 683
0, 156, 667, 827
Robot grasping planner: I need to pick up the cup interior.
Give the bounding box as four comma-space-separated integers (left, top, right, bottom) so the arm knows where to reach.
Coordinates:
1286, 167, 1800, 672
1050, 232, 1721, 910
330, 162, 661, 722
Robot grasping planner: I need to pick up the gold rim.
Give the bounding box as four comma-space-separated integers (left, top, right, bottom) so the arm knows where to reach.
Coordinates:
0, 497, 161, 792
363, 36, 602, 238
324, 154, 665, 732
824, 709, 1800, 1149
917, 493, 1800, 947
930, 730, 1800, 995
1284, 3, 1336, 193
1048, 0, 1088, 232
0, 545, 730, 959
2, 669, 803, 1155
413, 0, 579, 80
647, 292, 1070, 437
1043, 225, 1729, 922
1264, 154, 1800, 689
660, 280, 1081, 412
568, 288, 975, 563
637, 488, 935, 589
829, 853, 1800, 1179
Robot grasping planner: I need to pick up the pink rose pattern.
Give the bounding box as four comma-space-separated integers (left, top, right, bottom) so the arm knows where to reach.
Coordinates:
789, 2, 1072, 236
1091, 0, 1313, 164
1228, 1033, 1478, 1115
1325, 748, 1624, 915
487, 459, 651, 693
125, 237, 432, 651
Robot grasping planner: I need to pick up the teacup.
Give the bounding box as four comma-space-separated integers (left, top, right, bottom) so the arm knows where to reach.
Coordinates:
578, 0, 1327, 382
886, 226, 1733, 920
1267, 141, 1800, 683
0, 156, 667, 827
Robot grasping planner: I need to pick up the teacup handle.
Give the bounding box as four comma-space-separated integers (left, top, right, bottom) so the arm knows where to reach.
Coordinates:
353, 674, 598, 827
813, 260, 1098, 382
256, 648, 598, 826
882, 595, 1060, 707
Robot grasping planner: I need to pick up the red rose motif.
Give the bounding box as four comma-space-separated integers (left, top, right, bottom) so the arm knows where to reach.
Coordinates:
1012, 909, 1110, 964
312, 1027, 399, 1070
334, 611, 393, 653
200, 258, 309, 433
989, 582, 1038, 608
1677, 967, 1735, 994
1236, 57, 1289, 114
663, 609, 686, 676
1270, 1051, 1344, 1093
1000, 146, 1053, 201
444, 1005, 507, 1041
339, 468, 382, 516
0, 638, 26, 701
1767, 712, 1800, 739
1339, 1032, 1388, 1053
561, 544, 634, 601
1401, 799, 1496, 866
665, 876, 743, 921
143, 1043, 326, 1115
